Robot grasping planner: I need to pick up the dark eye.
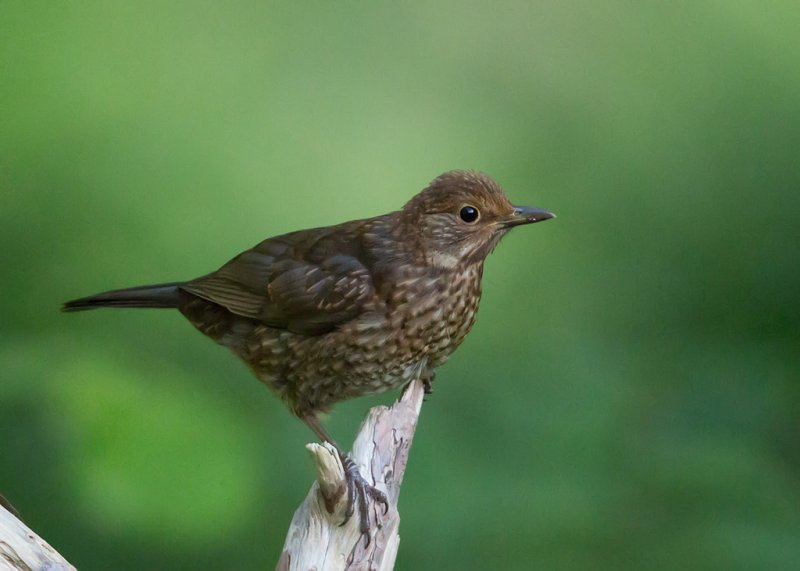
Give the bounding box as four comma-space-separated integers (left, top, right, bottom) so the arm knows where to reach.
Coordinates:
459, 205, 480, 223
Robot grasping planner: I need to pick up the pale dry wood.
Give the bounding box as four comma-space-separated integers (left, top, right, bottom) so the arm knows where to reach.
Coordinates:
278, 377, 425, 571
0, 504, 76, 571
0, 378, 424, 571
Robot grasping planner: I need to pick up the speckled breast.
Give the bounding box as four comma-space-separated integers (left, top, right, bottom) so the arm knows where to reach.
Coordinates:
243, 262, 485, 417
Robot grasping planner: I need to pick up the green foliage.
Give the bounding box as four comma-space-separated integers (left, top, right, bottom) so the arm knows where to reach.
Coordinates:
2, 1, 799, 569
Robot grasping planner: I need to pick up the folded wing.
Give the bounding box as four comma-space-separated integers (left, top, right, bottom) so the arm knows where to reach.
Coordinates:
181, 232, 375, 335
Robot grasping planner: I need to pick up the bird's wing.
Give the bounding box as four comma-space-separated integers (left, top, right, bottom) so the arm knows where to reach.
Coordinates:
180, 233, 376, 335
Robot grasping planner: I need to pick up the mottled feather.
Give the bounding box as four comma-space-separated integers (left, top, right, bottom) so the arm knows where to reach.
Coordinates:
182, 230, 377, 335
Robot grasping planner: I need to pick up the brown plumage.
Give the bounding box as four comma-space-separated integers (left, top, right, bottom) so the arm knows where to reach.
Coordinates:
63, 169, 555, 534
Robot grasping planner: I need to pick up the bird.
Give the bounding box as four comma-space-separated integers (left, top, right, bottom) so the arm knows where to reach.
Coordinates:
63, 170, 555, 535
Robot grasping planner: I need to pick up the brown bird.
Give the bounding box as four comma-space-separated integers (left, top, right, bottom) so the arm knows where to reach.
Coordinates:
63, 170, 555, 534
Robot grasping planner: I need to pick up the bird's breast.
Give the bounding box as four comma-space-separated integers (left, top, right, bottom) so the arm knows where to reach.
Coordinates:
381, 262, 484, 363
240, 262, 484, 416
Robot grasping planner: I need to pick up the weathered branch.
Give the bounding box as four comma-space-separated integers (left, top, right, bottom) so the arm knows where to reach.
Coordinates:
0, 379, 424, 570
277, 378, 425, 571
0, 503, 76, 571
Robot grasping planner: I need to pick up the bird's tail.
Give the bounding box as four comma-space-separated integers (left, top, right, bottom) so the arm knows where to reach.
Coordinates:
62, 282, 184, 311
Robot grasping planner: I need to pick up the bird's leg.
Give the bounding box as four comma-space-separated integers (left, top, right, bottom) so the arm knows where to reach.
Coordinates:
301, 413, 389, 538
421, 370, 435, 395
405, 370, 434, 396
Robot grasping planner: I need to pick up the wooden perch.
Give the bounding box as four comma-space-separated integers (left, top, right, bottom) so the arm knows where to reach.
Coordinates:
277, 377, 426, 571
0, 378, 424, 570
0, 503, 76, 571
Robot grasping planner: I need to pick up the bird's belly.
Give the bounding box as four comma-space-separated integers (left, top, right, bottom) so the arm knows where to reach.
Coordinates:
240, 269, 482, 416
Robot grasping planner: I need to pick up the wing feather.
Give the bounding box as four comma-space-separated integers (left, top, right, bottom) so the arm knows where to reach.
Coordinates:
180, 231, 376, 335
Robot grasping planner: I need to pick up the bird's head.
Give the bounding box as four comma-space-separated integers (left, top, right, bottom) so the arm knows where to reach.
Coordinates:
402, 170, 555, 269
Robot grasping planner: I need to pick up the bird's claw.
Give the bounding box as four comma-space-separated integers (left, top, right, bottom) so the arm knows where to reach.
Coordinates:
339, 454, 389, 541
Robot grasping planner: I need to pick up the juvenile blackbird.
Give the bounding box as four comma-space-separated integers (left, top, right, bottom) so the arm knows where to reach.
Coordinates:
63, 170, 555, 533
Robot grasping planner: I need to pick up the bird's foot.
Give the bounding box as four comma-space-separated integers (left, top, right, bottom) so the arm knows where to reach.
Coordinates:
339, 453, 388, 543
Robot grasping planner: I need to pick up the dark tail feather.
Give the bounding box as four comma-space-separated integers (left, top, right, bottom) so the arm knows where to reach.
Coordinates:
62, 282, 184, 312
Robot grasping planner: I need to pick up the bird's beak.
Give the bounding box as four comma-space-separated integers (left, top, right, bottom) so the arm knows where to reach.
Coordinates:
498, 206, 556, 228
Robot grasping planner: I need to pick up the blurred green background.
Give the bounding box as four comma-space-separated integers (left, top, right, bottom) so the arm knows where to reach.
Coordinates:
2, 1, 799, 569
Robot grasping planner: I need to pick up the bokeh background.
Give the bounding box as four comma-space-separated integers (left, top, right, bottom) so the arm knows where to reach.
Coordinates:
2, 2, 799, 569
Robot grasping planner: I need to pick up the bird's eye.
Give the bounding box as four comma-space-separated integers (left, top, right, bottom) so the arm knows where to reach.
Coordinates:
459, 205, 480, 223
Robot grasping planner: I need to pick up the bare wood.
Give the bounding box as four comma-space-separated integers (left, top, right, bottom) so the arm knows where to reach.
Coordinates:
0, 504, 76, 571
0, 377, 424, 570
278, 378, 425, 571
